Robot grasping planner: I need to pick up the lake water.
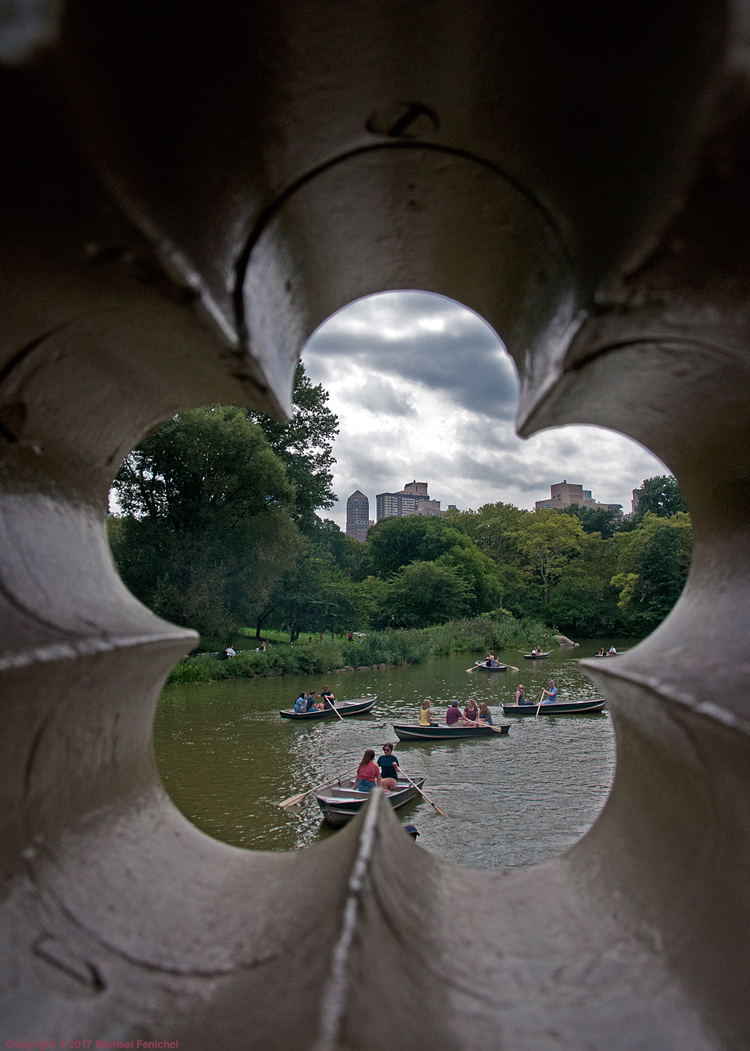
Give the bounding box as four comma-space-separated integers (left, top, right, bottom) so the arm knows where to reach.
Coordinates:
154, 639, 628, 869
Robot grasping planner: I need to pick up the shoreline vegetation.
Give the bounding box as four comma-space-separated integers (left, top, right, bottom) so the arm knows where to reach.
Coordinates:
166, 615, 557, 685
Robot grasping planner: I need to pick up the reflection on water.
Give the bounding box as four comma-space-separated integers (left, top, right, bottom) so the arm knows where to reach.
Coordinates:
154, 640, 625, 868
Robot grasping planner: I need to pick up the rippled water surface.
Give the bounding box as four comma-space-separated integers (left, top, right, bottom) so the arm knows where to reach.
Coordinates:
154, 639, 628, 868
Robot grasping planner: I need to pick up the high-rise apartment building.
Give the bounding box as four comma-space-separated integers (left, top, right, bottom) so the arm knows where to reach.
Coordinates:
345, 490, 370, 542
535, 480, 622, 513
376, 480, 446, 521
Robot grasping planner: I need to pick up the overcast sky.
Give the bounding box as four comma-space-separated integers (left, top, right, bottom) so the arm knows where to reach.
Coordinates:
301, 291, 666, 529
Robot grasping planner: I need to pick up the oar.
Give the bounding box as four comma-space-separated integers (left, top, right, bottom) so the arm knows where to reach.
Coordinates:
536, 691, 544, 718
327, 699, 344, 721
399, 769, 448, 817
278, 767, 356, 808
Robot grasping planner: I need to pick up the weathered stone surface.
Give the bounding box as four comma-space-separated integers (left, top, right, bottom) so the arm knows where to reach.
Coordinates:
0, 3, 748, 1048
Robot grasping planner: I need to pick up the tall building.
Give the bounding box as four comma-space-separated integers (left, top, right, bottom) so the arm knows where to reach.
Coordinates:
535, 480, 622, 513
376, 480, 446, 521
346, 490, 370, 542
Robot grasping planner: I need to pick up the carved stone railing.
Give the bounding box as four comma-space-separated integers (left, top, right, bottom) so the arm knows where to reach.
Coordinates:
0, 2, 747, 1047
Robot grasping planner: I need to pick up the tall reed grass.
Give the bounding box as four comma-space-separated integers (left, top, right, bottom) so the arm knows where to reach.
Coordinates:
165, 615, 557, 685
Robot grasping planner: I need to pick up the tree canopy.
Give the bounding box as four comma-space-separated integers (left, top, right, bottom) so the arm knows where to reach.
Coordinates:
110, 406, 301, 637
633, 475, 687, 520
247, 361, 338, 535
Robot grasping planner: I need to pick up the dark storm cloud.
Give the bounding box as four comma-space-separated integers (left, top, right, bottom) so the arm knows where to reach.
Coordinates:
304, 291, 518, 419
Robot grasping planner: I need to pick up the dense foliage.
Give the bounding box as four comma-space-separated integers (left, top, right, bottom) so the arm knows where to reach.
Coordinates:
166, 616, 557, 684
109, 377, 691, 646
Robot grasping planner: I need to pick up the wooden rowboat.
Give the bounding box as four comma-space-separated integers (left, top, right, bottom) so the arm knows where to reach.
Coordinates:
523, 651, 552, 659
473, 660, 508, 672
315, 776, 425, 828
393, 723, 510, 741
278, 696, 376, 720
502, 699, 605, 715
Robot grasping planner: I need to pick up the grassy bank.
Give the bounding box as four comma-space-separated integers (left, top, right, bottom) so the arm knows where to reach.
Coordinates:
166, 616, 556, 685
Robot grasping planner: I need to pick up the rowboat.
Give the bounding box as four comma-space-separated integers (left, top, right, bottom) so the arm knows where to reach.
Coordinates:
315, 776, 425, 828
502, 699, 605, 715
523, 651, 551, 659
393, 723, 510, 740
473, 661, 508, 672
279, 696, 376, 720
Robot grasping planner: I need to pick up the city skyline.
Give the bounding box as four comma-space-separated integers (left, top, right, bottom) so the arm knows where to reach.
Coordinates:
302, 291, 667, 531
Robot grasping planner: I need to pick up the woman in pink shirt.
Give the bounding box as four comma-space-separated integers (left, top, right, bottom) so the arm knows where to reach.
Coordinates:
355, 749, 383, 793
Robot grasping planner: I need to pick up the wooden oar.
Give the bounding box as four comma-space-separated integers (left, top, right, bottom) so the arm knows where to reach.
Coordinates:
535, 691, 544, 718
398, 769, 448, 817
278, 767, 356, 808
327, 700, 344, 721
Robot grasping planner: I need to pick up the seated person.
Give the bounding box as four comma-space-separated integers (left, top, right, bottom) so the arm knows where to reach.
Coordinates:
446, 701, 462, 725
609, 646, 617, 654
355, 749, 383, 793
293, 692, 308, 714
485, 652, 498, 667
541, 680, 558, 704
516, 684, 531, 705
598, 648, 607, 656
225, 645, 236, 658
477, 702, 493, 725
420, 699, 437, 726
320, 686, 335, 709
464, 698, 480, 724
376, 743, 401, 790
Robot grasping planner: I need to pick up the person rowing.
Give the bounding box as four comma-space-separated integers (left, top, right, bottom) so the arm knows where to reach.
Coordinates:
377, 743, 401, 790
485, 652, 499, 667
541, 680, 558, 704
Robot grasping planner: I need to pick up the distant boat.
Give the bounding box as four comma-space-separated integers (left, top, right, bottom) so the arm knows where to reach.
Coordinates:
503, 699, 605, 715
278, 697, 376, 720
473, 660, 508, 672
315, 775, 424, 827
523, 651, 552, 659
393, 723, 510, 741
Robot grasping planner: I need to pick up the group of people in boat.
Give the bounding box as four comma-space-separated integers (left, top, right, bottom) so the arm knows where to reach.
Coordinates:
514, 680, 558, 705
293, 686, 335, 713
530, 646, 545, 656
597, 646, 618, 656
420, 697, 494, 726
355, 743, 403, 793
484, 653, 501, 667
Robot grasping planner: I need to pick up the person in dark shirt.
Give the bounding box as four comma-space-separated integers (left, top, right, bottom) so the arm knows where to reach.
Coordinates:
376, 743, 400, 790
320, 686, 335, 709
446, 701, 462, 725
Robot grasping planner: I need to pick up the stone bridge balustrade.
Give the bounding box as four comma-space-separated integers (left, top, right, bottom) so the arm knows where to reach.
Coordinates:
0, 2, 748, 1048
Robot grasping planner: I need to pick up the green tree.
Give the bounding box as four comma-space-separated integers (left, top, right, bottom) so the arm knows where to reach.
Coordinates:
633, 475, 687, 520
110, 406, 301, 637
559, 503, 622, 539
611, 511, 692, 632
247, 362, 338, 534
511, 510, 585, 604
368, 561, 474, 628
